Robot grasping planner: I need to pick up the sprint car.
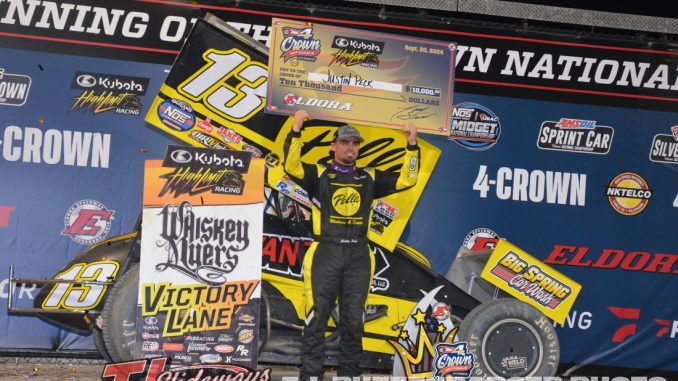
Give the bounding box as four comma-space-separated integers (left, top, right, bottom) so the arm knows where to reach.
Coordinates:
9, 183, 560, 379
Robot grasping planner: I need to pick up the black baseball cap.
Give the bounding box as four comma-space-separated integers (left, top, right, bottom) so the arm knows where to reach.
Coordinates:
333, 124, 364, 143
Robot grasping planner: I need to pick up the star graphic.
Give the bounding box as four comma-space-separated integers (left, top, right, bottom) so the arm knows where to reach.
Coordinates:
413, 308, 427, 325
399, 330, 410, 341
437, 323, 446, 334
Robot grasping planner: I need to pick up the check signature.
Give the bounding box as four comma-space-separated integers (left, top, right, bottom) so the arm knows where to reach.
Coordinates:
390, 106, 437, 121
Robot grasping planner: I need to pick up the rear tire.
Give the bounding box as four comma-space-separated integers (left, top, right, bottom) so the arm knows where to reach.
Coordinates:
92, 327, 112, 362
457, 298, 560, 378
102, 263, 139, 362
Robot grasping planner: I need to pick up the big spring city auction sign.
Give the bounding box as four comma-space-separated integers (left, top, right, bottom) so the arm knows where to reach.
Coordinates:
137, 145, 264, 368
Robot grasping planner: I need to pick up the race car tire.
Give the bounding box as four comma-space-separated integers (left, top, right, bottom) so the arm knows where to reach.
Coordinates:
457, 298, 560, 378
102, 263, 139, 362
93, 327, 113, 362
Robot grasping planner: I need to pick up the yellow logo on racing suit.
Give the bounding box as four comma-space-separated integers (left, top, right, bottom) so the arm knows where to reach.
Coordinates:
332, 187, 361, 217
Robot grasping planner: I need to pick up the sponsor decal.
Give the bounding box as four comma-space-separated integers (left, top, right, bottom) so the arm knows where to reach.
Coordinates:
71, 71, 148, 95
481, 239, 581, 324
236, 306, 255, 323
473, 165, 587, 206
159, 146, 251, 198
217, 126, 243, 145
242, 144, 263, 158
197, 117, 214, 133
140, 280, 258, 337
236, 344, 250, 357
141, 341, 160, 352
1, 126, 111, 168
157, 98, 196, 131
238, 329, 254, 344
649, 126, 678, 164
606, 172, 652, 216
331, 186, 361, 223
432, 342, 476, 379
69, 71, 146, 115
501, 355, 527, 370
218, 334, 235, 343
41, 261, 119, 310
370, 199, 397, 235
449, 103, 501, 150
214, 344, 235, 354
142, 332, 160, 340
463, 227, 500, 252
370, 247, 391, 292
608, 306, 678, 344
200, 353, 223, 364
431, 302, 451, 321
262, 234, 312, 279
62, 199, 114, 245
537, 118, 614, 154
279, 26, 321, 63
329, 35, 384, 68
162, 342, 184, 352
144, 316, 158, 325
189, 130, 229, 150
0, 68, 31, 106
544, 245, 678, 275
153, 201, 250, 285
187, 342, 211, 352
0, 206, 16, 228
389, 286, 459, 379
282, 93, 352, 111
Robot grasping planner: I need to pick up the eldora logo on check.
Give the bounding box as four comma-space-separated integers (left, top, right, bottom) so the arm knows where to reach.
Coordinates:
282, 93, 352, 111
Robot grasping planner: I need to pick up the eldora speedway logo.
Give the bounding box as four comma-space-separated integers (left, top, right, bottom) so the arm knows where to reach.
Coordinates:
606, 172, 652, 216
537, 118, 614, 154
62, 199, 114, 245
463, 227, 500, 252
448, 103, 501, 150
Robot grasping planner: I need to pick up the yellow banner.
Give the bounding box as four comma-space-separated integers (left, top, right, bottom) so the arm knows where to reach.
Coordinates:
481, 239, 581, 324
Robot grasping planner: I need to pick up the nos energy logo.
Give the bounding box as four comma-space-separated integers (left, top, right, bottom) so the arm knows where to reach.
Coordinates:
448, 103, 501, 150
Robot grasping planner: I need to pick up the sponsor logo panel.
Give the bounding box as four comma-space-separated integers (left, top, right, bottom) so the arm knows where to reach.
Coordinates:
481, 239, 582, 324
0, 68, 31, 106
157, 98, 196, 131
649, 126, 678, 164
544, 244, 678, 275
69, 71, 147, 115
62, 200, 114, 245
279, 26, 321, 63
537, 118, 614, 154
449, 103, 501, 150
462, 227, 500, 252
606, 172, 652, 216
330, 35, 384, 68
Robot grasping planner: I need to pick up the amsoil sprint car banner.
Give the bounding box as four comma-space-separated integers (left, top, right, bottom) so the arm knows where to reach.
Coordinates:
481, 239, 582, 324
144, 14, 441, 252
137, 145, 264, 367
266, 18, 455, 135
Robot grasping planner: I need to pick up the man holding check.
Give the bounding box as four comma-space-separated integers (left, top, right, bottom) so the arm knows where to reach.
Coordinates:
282, 109, 421, 379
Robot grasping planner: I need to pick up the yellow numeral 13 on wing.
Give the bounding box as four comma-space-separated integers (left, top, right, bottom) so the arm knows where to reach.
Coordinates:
42, 261, 119, 310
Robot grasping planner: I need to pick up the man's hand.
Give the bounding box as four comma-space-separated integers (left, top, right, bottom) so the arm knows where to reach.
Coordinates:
403, 124, 418, 145
292, 109, 310, 132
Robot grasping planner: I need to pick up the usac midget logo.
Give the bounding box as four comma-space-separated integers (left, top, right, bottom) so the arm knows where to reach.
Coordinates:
448, 103, 501, 150
62, 199, 114, 245
606, 172, 652, 216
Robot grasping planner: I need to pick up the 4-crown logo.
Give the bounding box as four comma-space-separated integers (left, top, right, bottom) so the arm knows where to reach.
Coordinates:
62, 200, 114, 245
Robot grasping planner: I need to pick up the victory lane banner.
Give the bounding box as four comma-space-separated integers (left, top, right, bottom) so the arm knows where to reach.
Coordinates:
481, 239, 582, 325
136, 145, 264, 368
266, 18, 456, 135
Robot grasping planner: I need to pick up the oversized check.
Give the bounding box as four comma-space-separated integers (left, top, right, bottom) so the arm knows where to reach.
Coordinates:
266, 18, 456, 135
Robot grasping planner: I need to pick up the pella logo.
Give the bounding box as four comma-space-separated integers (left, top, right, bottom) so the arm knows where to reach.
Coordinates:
0, 68, 31, 106
282, 94, 352, 111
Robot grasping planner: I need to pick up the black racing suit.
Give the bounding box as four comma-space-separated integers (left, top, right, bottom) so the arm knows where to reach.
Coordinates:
283, 128, 420, 378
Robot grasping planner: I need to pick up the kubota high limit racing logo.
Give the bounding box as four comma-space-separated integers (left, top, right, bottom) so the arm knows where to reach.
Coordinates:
606, 172, 652, 216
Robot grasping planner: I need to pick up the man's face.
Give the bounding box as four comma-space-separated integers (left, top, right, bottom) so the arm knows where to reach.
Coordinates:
331, 137, 360, 165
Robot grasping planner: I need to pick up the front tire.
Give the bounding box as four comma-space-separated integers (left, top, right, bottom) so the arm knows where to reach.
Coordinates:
457, 298, 560, 378
101, 263, 139, 362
